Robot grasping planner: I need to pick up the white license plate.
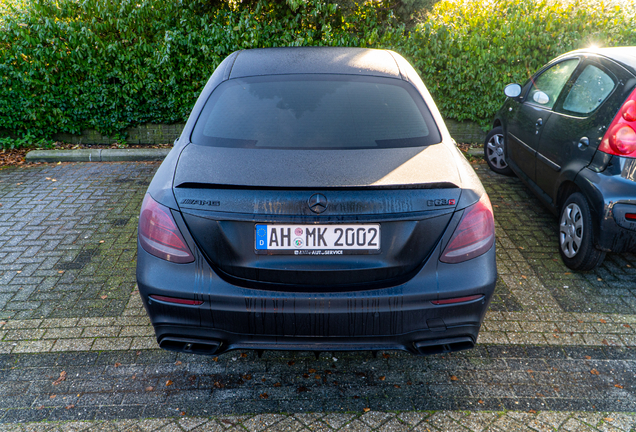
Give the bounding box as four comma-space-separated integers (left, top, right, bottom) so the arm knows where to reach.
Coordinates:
255, 224, 380, 255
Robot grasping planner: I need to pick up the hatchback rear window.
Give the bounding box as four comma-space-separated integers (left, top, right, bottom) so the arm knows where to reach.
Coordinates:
191, 75, 441, 149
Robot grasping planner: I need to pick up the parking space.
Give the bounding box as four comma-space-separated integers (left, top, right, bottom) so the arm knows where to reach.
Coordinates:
0, 161, 634, 430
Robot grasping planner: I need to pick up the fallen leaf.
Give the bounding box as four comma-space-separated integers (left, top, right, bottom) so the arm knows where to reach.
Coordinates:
261, 378, 266, 382
114, 362, 121, 368
274, 382, 281, 387
240, 353, 247, 358
315, 375, 321, 380
243, 374, 252, 380
602, 339, 609, 346
308, 368, 316, 373
166, 380, 173, 386
521, 275, 527, 279
527, 370, 534, 374
49, 395, 56, 399
590, 369, 600, 375
585, 355, 592, 360
450, 375, 458, 381
99, 240, 104, 244
181, 412, 186, 416
528, 409, 537, 414
604, 417, 614, 422
478, 399, 484, 404
379, 376, 386, 381
213, 357, 218, 362
260, 393, 269, 399
578, 320, 584, 323
382, 353, 390, 359
393, 384, 400, 388
288, 361, 295, 366
615, 384, 624, 389
597, 277, 602, 281
623, 324, 631, 328
302, 373, 310, 379
100, 295, 107, 299
600, 319, 607, 323
52, 371, 67, 385
175, 361, 182, 366
136, 351, 141, 355
58, 271, 64, 274
363, 408, 371, 413
65, 404, 74, 409
145, 386, 154, 391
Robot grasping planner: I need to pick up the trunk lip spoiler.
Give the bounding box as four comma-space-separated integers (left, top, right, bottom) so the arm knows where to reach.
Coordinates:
174, 181, 460, 190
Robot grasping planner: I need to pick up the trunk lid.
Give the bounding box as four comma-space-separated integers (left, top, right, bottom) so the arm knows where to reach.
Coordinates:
174, 143, 462, 291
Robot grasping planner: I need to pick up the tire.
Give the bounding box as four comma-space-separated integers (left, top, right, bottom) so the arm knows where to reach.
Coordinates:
558, 192, 606, 271
484, 126, 514, 176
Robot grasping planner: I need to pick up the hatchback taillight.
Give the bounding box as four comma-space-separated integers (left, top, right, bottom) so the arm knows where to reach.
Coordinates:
138, 194, 194, 263
599, 88, 636, 158
440, 194, 495, 263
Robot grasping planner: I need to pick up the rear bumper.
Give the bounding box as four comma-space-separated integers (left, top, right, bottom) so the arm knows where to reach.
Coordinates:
576, 164, 636, 253
136, 233, 497, 355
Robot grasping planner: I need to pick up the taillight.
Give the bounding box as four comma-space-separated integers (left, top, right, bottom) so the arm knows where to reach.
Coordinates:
440, 194, 495, 263
599, 88, 636, 158
138, 194, 194, 263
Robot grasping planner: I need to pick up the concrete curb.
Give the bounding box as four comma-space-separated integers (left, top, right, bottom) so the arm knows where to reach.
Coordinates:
25, 148, 171, 163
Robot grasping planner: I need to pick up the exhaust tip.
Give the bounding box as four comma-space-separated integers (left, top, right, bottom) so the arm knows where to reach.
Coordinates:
159, 337, 221, 355
414, 336, 474, 356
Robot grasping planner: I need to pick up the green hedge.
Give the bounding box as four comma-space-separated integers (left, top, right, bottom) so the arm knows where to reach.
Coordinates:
1, 0, 635, 146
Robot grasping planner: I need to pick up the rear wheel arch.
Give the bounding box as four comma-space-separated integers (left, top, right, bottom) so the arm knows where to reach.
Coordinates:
556, 181, 581, 212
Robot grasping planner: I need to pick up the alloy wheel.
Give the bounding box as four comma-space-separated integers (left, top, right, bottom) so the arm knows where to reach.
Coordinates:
560, 203, 583, 258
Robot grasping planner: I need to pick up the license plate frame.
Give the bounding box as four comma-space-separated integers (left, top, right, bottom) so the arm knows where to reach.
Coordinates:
255, 224, 381, 255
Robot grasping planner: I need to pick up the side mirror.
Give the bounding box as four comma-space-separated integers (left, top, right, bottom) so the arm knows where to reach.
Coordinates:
532, 91, 550, 105
504, 83, 522, 98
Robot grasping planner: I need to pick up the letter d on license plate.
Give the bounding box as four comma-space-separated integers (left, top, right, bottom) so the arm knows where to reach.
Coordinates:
255, 224, 380, 255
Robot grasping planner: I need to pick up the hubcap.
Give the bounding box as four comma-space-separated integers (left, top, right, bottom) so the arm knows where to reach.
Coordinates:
560, 203, 583, 258
486, 133, 508, 169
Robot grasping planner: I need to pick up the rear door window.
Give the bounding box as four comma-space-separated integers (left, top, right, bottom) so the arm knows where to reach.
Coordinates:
527, 59, 579, 109
561, 65, 616, 115
191, 75, 441, 149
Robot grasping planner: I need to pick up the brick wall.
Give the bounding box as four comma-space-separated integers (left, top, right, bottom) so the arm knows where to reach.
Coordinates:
46, 120, 486, 145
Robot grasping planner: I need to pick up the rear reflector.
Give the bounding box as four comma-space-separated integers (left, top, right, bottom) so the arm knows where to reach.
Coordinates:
440, 194, 495, 263
599, 88, 636, 158
431, 294, 484, 305
626, 213, 636, 221
150, 295, 203, 305
139, 194, 194, 263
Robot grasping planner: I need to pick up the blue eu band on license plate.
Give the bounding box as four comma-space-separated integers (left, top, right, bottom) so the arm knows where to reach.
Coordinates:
255, 224, 380, 255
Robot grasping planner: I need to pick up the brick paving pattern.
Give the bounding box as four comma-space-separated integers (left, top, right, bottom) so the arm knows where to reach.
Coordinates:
0, 161, 635, 430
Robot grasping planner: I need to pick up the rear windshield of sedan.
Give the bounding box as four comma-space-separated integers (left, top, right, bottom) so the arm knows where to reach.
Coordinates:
191, 75, 441, 149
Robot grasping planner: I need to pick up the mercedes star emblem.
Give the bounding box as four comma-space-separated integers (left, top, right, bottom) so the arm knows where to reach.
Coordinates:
308, 193, 328, 214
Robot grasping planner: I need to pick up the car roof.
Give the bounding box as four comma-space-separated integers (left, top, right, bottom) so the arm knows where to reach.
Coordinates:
562, 47, 636, 75
228, 47, 402, 79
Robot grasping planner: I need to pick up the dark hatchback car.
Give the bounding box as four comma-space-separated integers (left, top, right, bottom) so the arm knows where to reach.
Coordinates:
486, 47, 636, 271
136, 47, 497, 357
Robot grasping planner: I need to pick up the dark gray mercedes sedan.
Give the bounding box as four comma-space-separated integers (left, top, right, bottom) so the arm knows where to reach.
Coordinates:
136, 47, 497, 357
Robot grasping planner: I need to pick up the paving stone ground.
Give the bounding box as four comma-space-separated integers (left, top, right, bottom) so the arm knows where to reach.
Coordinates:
0, 161, 635, 431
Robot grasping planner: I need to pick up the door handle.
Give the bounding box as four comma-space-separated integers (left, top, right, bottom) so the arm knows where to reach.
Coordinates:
535, 118, 543, 127
577, 137, 589, 150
